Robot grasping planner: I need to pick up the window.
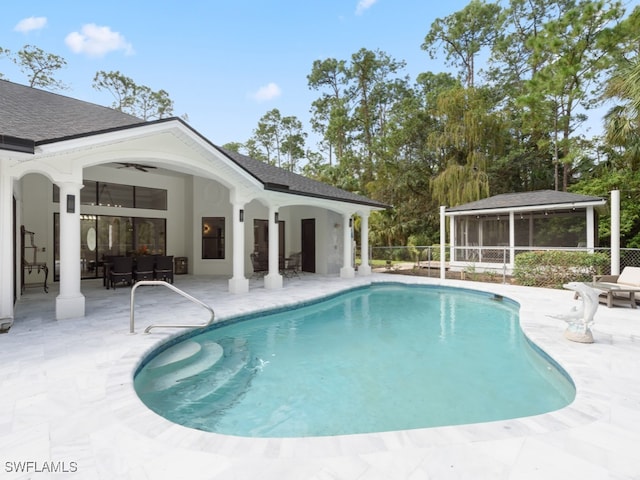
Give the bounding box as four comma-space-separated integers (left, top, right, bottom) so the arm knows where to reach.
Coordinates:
202, 217, 225, 259
135, 186, 167, 210
54, 213, 166, 280
53, 182, 167, 210
99, 183, 134, 208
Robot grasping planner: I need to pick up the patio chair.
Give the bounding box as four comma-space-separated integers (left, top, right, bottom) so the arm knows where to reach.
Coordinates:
592, 266, 640, 308
133, 255, 155, 283
282, 252, 301, 278
108, 256, 133, 290
250, 252, 267, 278
154, 255, 174, 283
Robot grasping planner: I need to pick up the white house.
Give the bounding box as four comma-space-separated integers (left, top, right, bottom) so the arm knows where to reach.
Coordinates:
0, 80, 386, 331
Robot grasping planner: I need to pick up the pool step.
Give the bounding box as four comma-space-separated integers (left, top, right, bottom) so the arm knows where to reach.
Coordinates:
172, 341, 257, 428
169, 337, 252, 403
135, 340, 224, 394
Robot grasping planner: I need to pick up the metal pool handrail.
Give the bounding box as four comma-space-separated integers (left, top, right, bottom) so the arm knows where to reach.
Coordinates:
129, 280, 215, 334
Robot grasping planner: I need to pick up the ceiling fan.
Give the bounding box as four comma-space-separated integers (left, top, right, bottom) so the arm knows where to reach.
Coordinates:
116, 162, 158, 172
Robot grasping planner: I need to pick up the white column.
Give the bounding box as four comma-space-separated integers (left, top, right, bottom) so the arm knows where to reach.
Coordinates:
509, 211, 515, 267
228, 202, 249, 294
610, 190, 620, 275
340, 213, 355, 278
264, 205, 283, 289
0, 166, 14, 331
449, 213, 455, 263
56, 182, 85, 319
439, 206, 446, 279
358, 212, 371, 276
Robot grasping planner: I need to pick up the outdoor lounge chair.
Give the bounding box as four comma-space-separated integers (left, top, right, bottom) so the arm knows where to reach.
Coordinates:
591, 266, 640, 308
250, 252, 268, 278
154, 255, 174, 283
133, 255, 155, 283
108, 256, 133, 290
282, 252, 301, 278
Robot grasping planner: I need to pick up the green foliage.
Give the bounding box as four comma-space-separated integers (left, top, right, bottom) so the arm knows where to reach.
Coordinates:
13, 45, 67, 91
513, 250, 609, 288
92, 70, 173, 120
429, 244, 450, 262
570, 170, 640, 247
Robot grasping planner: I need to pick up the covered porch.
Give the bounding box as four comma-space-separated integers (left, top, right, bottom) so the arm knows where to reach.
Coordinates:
442, 190, 608, 274
2, 119, 384, 328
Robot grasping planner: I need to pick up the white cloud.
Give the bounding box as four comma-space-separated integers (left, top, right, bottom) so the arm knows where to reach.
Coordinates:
250, 82, 282, 102
14, 16, 47, 33
65, 24, 134, 58
355, 0, 377, 15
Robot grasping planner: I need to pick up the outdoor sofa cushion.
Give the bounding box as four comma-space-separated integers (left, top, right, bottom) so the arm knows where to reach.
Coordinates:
596, 266, 640, 287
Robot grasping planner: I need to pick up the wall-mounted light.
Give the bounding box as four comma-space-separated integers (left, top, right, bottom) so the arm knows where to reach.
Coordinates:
274, 212, 279, 224
239, 209, 244, 222
66, 194, 75, 213
349, 218, 353, 228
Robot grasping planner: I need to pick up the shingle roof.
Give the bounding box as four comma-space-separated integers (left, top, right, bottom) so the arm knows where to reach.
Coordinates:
0, 80, 387, 209
446, 190, 605, 212
216, 147, 387, 208
0, 79, 144, 142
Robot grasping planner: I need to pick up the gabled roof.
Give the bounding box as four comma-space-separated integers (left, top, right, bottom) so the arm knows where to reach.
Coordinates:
0, 79, 144, 142
217, 147, 387, 208
446, 190, 605, 213
0, 79, 387, 209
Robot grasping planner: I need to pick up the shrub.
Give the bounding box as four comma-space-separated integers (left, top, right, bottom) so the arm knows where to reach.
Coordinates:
430, 244, 450, 262
513, 250, 609, 288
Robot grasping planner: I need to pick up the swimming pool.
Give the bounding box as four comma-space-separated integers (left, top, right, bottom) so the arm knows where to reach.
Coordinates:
134, 283, 575, 437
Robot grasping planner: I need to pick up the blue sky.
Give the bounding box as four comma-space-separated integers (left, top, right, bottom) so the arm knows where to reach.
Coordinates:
1, 1, 635, 148
0, 0, 482, 147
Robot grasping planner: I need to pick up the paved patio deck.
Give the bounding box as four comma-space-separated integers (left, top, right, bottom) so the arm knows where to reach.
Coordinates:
1, 273, 639, 479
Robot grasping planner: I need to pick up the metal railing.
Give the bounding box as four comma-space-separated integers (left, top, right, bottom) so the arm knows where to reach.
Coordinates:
129, 280, 215, 334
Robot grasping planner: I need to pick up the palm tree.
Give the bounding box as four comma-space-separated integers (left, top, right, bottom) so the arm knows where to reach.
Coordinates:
603, 60, 640, 171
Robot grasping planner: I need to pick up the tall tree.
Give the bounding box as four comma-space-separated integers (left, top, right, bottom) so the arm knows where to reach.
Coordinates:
422, 0, 502, 88
92, 70, 174, 120
601, 6, 640, 171
525, 0, 624, 190
280, 115, 307, 172
428, 85, 506, 206
13, 45, 67, 90
253, 109, 283, 167
308, 58, 350, 165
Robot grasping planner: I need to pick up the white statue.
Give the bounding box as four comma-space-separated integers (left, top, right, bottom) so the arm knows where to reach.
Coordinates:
548, 281, 600, 343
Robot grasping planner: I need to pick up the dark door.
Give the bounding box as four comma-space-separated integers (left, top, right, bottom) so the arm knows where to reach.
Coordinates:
301, 218, 316, 273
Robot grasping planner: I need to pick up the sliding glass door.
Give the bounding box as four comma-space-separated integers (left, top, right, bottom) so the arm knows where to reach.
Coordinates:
54, 214, 166, 280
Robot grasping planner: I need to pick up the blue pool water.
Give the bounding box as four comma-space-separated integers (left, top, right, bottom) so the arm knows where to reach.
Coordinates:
134, 284, 575, 437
